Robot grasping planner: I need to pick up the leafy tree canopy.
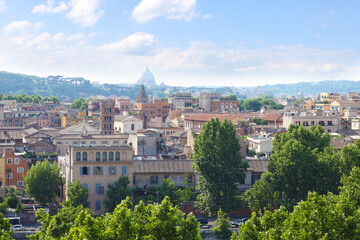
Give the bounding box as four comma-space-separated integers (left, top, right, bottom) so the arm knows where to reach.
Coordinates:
192, 118, 248, 214
67, 179, 88, 208
31, 197, 201, 240
245, 124, 340, 211
103, 176, 131, 212
24, 160, 61, 206
233, 167, 360, 240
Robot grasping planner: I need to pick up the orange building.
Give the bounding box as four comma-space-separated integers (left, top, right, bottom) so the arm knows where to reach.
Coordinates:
4, 150, 30, 188
134, 100, 172, 122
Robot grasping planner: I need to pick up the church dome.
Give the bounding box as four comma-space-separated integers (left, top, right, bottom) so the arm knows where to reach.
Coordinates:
138, 66, 156, 87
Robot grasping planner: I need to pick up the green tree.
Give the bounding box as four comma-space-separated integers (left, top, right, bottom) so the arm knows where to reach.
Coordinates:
103, 176, 131, 212
192, 118, 248, 214
5, 188, 20, 209
0, 213, 13, 239
157, 177, 180, 205
24, 160, 61, 206
212, 209, 232, 240
30, 204, 89, 239
67, 179, 88, 208
233, 167, 360, 240
15, 202, 25, 214
245, 124, 339, 211
35, 197, 201, 239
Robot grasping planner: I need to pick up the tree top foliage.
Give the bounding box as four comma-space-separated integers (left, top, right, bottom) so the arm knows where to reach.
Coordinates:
31, 196, 201, 240
24, 160, 61, 206
233, 167, 360, 240
192, 118, 248, 214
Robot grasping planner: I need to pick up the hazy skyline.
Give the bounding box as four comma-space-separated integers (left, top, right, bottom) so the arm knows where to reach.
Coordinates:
0, 0, 359, 87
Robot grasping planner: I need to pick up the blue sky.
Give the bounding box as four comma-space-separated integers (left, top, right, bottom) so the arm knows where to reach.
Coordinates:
0, 0, 359, 87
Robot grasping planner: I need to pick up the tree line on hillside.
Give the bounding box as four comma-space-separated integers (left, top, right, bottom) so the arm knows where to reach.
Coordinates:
0, 94, 59, 104
238, 95, 284, 112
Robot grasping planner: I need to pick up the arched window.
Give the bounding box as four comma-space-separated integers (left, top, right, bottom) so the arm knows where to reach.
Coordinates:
109, 152, 114, 161
96, 152, 100, 162
76, 152, 81, 161
131, 124, 135, 131
102, 152, 107, 161
82, 152, 87, 161
115, 152, 120, 161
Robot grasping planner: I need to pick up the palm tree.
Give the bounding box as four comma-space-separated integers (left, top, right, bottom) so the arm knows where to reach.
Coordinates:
5, 168, 11, 186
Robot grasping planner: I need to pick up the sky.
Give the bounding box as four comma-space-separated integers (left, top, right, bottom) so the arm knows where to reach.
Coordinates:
0, 0, 359, 87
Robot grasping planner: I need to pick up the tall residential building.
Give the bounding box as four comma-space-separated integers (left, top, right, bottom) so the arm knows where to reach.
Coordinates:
100, 99, 115, 134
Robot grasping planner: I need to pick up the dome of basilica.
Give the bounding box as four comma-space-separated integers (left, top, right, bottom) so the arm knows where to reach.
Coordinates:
138, 66, 156, 87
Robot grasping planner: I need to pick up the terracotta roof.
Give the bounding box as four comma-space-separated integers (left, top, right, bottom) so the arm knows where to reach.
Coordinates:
262, 113, 283, 122
23, 127, 39, 136
133, 160, 195, 174
248, 159, 268, 173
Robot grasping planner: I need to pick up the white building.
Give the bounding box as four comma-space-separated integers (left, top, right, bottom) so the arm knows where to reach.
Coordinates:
247, 136, 273, 154
114, 115, 143, 134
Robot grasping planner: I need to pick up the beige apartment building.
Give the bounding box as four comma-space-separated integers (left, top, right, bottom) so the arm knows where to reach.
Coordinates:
330, 100, 360, 116
64, 145, 133, 215
283, 110, 341, 133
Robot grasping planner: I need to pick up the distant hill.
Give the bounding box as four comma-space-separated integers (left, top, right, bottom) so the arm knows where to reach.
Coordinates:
0, 71, 359, 99
252, 80, 360, 97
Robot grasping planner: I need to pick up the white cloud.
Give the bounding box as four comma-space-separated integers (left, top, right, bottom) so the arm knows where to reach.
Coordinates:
234, 67, 256, 72
67, 0, 104, 27
32, 0, 104, 27
321, 23, 327, 28
2, 20, 43, 33
0, 1, 7, 12
32, 0, 68, 14
98, 32, 158, 55
202, 14, 212, 20
132, 0, 197, 23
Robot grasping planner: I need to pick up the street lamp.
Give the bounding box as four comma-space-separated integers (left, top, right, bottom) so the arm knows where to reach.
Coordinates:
143, 183, 159, 203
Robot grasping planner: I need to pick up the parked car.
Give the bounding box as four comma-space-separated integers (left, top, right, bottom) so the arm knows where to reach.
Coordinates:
196, 218, 208, 225
231, 218, 249, 227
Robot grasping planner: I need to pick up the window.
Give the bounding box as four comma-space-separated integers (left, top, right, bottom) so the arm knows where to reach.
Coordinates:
95, 183, 104, 194
115, 152, 120, 161
96, 201, 101, 210
150, 175, 158, 184
80, 166, 90, 176
121, 166, 127, 175
76, 152, 81, 161
17, 181, 23, 187
96, 152, 100, 161
164, 175, 170, 180
109, 152, 114, 161
80, 141, 87, 145
87, 201, 90, 209
113, 141, 119, 144
251, 174, 261, 185
90, 141, 96, 144
82, 183, 89, 190
131, 124, 135, 131
14, 158, 19, 165
56, 141, 62, 145
102, 152, 107, 161
7, 158, 12, 164
8, 173, 12, 179
93, 166, 103, 176
17, 167, 24, 173
82, 152, 87, 161
109, 166, 116, 176
72, 141, 79, 145
101, 141, 108, 145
